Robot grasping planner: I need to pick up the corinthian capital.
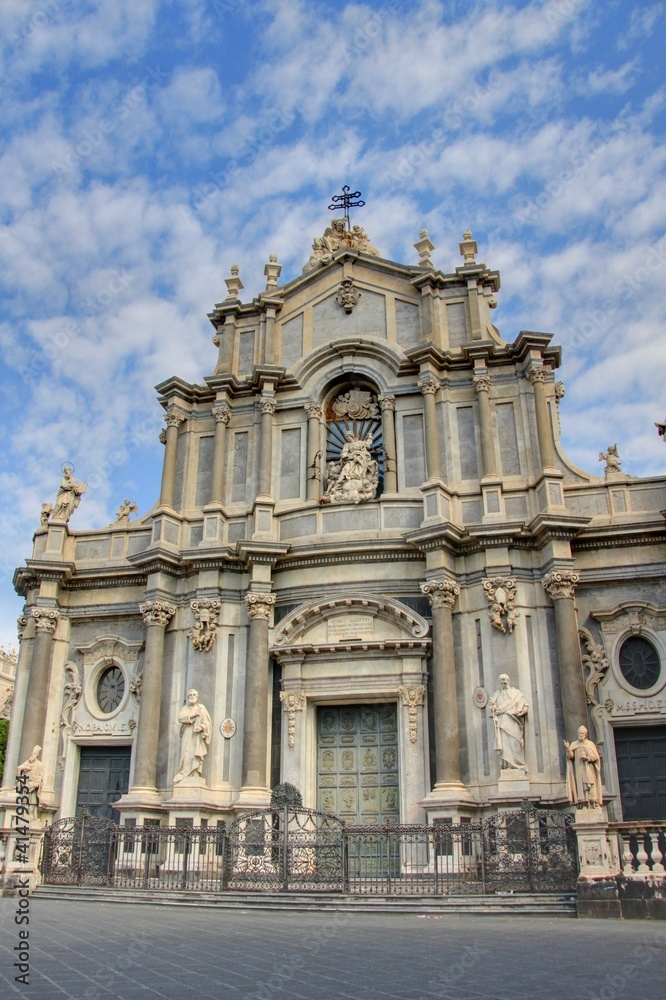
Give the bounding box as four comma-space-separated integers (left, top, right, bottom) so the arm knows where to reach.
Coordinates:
165, 408, 186, 429
304, 402, 323, 421
543, 570, 580, 601
31, 608, 60, 633
259, 397, 277, 416
245, 591, 276, 620
421, 579, 460, 610
17, 615, 29, 640
418, 374, 439, 396
140, 600, 176, 627
526, 366, 549, 385
212, 402, 231, 424
377, 393, 396, 412
472, 374, 491, 394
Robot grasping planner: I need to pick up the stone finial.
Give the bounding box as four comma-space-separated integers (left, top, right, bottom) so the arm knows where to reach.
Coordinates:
414, 229, 435, 269
225, 263, 243, 300
459, 230, 478, 265
264, 253, 281, 289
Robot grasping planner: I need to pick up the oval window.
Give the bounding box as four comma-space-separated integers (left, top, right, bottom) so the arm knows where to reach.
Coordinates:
97, 666, 125, 713
619, 636, 661, 691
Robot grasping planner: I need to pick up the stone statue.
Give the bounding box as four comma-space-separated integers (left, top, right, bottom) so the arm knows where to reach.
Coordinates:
115, 499, 138, 523
324, 431, 378, 504
17, 745, 43, 807
51, 466, 87, 523
40, 503, 52, 527
565, 725, 603, 808
488, 674, 528, 770
173, 689, 212, 783
351, 225, 379, 256
599, 443, 621, 476
303, 220, 380, 272
336, 277, 360, 313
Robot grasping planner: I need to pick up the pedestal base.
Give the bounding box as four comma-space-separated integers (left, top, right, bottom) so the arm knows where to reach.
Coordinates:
421, 782, 478, 820
235, 786, 272, 810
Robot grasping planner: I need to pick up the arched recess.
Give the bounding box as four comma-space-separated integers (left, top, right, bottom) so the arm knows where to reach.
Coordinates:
294, 338, 405, 396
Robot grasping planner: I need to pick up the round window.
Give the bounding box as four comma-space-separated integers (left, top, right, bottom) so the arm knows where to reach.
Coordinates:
619, 636, 661, 691
97, 666, 125, 713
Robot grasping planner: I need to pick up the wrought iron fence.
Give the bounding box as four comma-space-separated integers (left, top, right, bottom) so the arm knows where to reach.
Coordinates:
41, 805, 578, 894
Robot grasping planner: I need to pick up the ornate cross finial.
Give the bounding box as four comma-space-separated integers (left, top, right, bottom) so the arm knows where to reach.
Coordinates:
328, 185, 365, 232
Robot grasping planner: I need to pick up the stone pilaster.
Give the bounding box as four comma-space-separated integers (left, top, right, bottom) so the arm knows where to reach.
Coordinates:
18, 609, 59, 763
526, 366, 556, 471
130, 600, 176, 796
472, 373, 498, 478
210, 401, 230, 505
305, 403, 323, 501
257, 397, 276, 499
420, 580, 462, 788
543, 570, 588, 733
159, 408, 185, 508
419, 374, 441, 482
378, 393, 397, 493
241, 591, 276, 796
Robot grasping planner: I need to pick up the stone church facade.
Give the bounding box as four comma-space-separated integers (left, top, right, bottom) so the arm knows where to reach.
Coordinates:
2, 221, 666, 864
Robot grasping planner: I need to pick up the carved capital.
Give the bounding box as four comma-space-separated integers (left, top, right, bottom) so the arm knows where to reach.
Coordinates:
377, 393, 396, 412
212, 402, 231, 425
526, 365, 549, 385
165, 409, 186, 429
245, 592, 276, 621
189, 598, 221, 653
31, 608, 60, 634
140, 600, 176, 628
473, 373, 491, 394
304, 402, 323, 421
418, 374, 439, 396
17, 616, 28, 640
259, 398, 277, 416
421, 579, 460, 610
543, 570, 580, 601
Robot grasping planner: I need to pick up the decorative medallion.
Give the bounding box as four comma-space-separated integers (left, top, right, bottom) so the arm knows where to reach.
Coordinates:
220, 718, 236, 739
336, 276, 360, 313
473, 686, 488, 709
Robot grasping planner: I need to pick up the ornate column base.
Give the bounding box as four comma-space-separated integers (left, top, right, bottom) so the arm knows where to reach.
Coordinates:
114, 788, 167, 819
421, 782, 478, 821
165, 779, 228, 812
235, 786, 272, 809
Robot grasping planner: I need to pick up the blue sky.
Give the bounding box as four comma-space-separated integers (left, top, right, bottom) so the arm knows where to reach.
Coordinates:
1, 0, 665, 648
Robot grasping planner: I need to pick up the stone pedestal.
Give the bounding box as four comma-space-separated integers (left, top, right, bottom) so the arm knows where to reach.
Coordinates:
574, 805, 623, 919
165, 778, 226, 813
490, 770, 532, 804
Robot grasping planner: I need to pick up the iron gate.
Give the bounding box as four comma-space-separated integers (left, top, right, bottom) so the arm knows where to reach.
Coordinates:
41, 804, 577, 893
225, 807, 345, 891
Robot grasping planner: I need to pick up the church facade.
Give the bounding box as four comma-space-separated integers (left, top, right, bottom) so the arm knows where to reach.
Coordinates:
2, 218, 666, 870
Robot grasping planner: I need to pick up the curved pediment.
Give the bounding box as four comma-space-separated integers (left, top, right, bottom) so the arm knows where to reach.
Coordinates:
272, 593, 429, 650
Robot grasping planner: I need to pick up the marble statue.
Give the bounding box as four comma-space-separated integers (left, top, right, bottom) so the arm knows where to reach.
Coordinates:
51, 466, 87, 523
173, 689, 212, 783
565, 725, 603, 808
488, 674, 528, 770
115, 499, 138, 523
599, 443, 621, 476
303, 220, 380, 272
17, 745, 43, 806
324, 431, 378, 504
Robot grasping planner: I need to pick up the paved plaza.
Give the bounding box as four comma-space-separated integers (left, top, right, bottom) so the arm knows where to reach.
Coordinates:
0, 898, 664, 1000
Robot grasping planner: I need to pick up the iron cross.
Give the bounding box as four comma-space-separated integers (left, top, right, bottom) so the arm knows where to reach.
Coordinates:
328, 185, 365, 231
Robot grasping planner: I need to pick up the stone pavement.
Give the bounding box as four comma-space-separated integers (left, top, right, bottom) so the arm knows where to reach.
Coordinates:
0, 898, 664, 1000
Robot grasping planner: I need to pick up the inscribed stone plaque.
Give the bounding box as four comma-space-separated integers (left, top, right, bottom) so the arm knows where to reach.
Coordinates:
328, 615, 374, 642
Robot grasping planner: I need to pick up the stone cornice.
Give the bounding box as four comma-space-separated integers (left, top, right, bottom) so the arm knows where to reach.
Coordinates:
273, 639, 429, 663
237, 540, 290, 567
14, 561, 75, 596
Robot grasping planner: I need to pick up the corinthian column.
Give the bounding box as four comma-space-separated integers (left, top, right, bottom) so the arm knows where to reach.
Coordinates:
210, 401, 230, 505
160, 408, 185, 507
473, 373, 498, 478
18, 609, 60, 763
378, 393, 397, 493
242, 592, 276, 790
526, 366, 556, 470
257, 398, 276, 499
419, 374, 442, 481
305, 403, 323, 501
420, 579, 461, 787
543, 570, 588, 732
131, 600, 175, 793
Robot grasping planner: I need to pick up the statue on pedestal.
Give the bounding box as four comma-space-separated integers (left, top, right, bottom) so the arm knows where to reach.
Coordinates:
51, 466, 87, 523
565, 725, 603, 807
17, 745, 43, 808
173, 690, 212, 783
488, 674, 528, 770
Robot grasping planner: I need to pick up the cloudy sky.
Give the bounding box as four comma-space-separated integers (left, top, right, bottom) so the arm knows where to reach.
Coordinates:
0, 0, 665, 648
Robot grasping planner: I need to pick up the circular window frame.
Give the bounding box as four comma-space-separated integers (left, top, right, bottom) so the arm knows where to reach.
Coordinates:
85, 658, 129, 721
610, 629, 665, 698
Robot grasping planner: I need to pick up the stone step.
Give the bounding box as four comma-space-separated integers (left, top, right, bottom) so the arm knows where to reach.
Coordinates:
35, 885, 577, 915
